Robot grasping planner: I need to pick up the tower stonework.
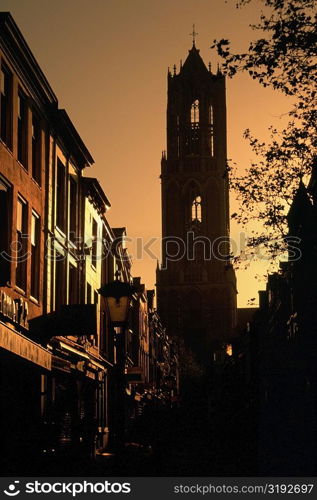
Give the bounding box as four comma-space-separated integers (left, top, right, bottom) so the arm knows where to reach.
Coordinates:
156, 43, 237, 360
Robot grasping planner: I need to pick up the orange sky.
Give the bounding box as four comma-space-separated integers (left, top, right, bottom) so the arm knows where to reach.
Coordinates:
3, 0, 292, 307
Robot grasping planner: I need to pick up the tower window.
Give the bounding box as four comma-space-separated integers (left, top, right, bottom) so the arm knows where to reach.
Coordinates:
210, 105, 214, 157
192, 195, 202, 222
186, 100, 200, 155
177, 115, 180, 157
191, 100, 199, 124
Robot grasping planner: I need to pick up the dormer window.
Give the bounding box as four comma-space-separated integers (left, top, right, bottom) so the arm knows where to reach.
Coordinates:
191, 195, 202, 222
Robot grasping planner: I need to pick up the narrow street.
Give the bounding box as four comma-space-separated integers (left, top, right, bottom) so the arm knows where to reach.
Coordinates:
34, 397, 257, 477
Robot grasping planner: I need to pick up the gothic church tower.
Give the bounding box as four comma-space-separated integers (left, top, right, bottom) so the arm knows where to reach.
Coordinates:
156, 40, 237, 360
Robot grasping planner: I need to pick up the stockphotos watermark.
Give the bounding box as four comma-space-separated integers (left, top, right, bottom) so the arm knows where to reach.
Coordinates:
3, 480, 131, 497
1, 232, 301, 266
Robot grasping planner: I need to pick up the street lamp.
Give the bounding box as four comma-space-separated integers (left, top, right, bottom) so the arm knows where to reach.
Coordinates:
98, 271, 135, 450
98, 271, 135, 326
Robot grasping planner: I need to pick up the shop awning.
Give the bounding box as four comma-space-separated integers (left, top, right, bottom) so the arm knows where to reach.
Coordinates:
57, 340, 113, 371
0, 321, 51, 370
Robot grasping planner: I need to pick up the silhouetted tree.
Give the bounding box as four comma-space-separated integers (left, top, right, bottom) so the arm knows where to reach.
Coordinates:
212, 0, 316, 257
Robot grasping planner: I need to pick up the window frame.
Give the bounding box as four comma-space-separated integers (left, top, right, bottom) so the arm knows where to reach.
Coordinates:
17, 89, 28, 168
91, 217, 98, 269
30, 210, 40, 300
54, 249, 66, 310
68, 262, 78, 305
56, 158, 66, 233
0, 63, 12, 148
0, 176, 12, 285
31, 113, 41, 184
15, 195, 28, 291
191, 195, 202, 223
69, 175, 77, 241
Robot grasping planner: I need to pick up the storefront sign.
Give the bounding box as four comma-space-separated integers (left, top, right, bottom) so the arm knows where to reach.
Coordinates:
0, 291, 28, 328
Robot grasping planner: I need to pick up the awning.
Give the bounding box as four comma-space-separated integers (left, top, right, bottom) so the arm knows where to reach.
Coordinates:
59, 341, 90, 359
0, 321, 51, 370
57, 340, 112, 371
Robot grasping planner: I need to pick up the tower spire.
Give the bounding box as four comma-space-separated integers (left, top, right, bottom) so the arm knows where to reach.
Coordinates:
190, 24, 198, 47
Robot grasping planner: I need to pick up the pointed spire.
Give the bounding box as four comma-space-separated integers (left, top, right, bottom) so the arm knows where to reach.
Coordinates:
287, 177, 313, 233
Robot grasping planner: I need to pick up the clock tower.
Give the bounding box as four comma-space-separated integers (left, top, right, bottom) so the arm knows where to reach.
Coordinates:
156, 41, 237, 360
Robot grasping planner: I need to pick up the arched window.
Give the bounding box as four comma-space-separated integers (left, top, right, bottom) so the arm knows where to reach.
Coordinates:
191, 99, 199, 124
191, 195, 202, 222
187, 100, 200, 155
210, 104, 214, 156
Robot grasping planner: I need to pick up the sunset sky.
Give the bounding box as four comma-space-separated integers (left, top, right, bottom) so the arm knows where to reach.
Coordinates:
2, 0, 292, 306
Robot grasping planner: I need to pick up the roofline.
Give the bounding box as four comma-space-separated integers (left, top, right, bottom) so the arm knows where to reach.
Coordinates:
54, 109, 94, 167
82, 177, 111, 209
0, 12, 57, 106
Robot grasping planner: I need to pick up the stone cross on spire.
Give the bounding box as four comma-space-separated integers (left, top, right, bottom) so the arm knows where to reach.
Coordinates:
190, 24, 198, 46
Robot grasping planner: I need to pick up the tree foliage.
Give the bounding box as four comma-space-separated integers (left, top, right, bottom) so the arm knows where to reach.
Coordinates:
212, 0, 317, 254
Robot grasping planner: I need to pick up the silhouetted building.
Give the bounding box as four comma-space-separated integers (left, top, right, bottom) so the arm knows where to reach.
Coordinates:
0, 12, 53, 474
250, 163, 317, 474
156, 40, 237, 362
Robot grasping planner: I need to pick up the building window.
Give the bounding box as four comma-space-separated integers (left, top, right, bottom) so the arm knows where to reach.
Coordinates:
191, 195, 202, 222
31, 211, 40, 299
0, 178, 11, 285
16, 196, 28, 290
69, 176, 77, 241
209, 105, 214, 157
32, 115, 41, 184
55, 251, 65, 310
68, 263, 78, 305
191, 99, 199, 123
56, 159, 66, 232
17, 91, 28, 167
0, 64, 12, 148
86, 282, 92, 304
91, 218, 98, 269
